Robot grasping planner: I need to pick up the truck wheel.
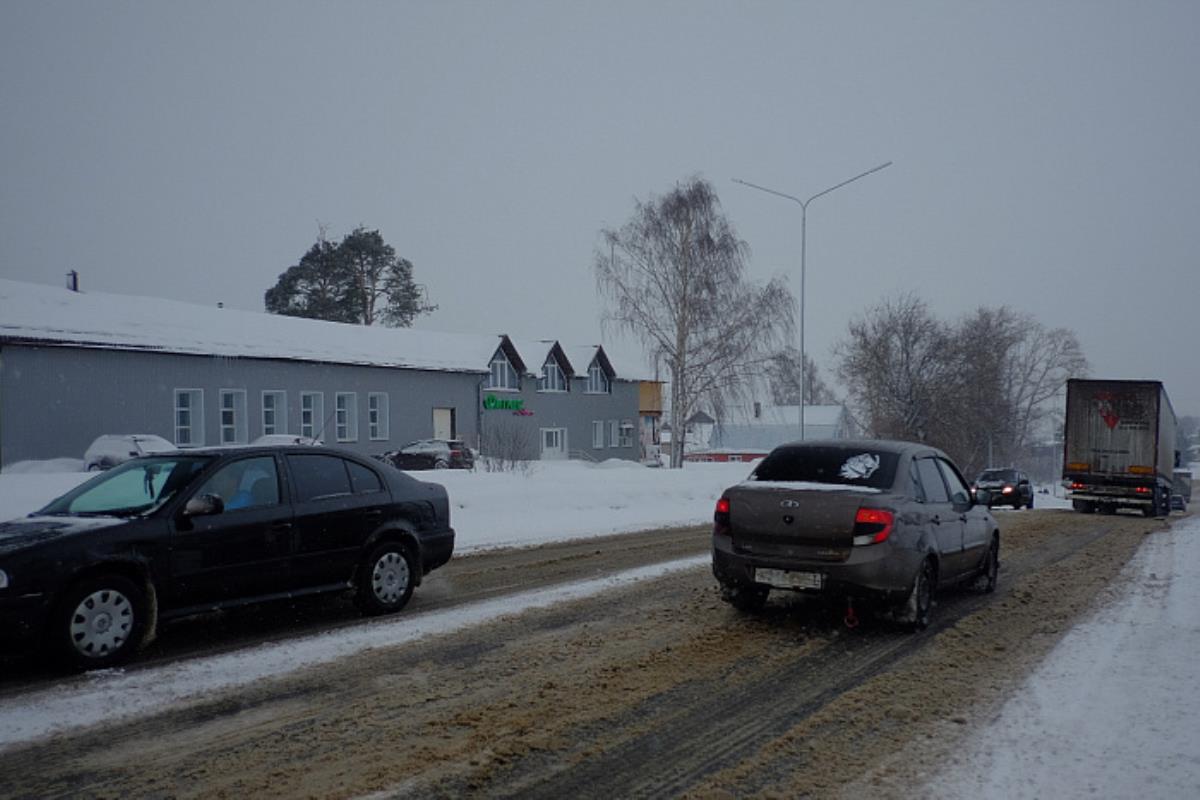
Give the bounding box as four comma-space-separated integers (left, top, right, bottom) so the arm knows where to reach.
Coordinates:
1072, 500, 1095, 514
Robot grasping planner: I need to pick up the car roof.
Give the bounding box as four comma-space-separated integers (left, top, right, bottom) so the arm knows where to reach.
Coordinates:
769, 438, 945, 459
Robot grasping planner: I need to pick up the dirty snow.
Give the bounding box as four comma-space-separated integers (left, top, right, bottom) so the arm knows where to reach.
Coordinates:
0, 555, 708, 750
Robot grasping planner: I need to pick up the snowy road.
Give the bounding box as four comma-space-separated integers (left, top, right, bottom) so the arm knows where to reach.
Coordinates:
0, 509, 1175, 798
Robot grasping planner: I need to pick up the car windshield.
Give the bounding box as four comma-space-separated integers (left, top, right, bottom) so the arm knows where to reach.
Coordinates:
751, 446, 900, 490
39, 455, 213, 517
978, 469, 1017, 482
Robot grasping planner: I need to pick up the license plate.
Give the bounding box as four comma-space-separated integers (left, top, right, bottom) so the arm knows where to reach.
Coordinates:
755, 567, 824, 590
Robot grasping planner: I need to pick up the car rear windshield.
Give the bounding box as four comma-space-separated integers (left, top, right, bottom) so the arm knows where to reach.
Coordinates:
751, 446, 899, 490
978, 469, 1016, 481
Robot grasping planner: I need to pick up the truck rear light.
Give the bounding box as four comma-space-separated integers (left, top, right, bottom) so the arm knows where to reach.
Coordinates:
1070, 482, 1086, 490
1128, 466, 1155, 475
1066, 462, 1090, 472
852, 508, 894, 546
1135, 487, 1152, 494
713, 497, 731, 536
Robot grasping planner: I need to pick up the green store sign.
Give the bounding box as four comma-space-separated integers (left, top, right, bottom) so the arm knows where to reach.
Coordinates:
483, 394, 525, 411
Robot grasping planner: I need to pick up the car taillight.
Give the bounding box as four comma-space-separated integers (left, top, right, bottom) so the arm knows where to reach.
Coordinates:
852, 507, 894, 546
714, 497, 731, 536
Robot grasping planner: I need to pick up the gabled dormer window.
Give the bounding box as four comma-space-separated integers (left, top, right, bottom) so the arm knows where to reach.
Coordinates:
487, 350, 520, 391
539, 356, 567, 392
586, 361, 610, 394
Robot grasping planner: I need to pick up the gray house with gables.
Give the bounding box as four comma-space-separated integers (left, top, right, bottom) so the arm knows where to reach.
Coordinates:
0, 279, 641, 468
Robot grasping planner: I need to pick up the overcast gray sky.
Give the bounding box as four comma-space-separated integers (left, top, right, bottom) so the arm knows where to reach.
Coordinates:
3, 1, 1199, 414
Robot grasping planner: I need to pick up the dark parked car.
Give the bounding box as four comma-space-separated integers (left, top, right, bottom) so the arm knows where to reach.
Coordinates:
712, 440, 1000, 629
0, 445, 454, 669
972, 468, 1034, 510
378, 439, 475, 471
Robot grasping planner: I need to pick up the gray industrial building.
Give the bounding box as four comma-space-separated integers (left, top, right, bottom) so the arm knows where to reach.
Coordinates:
0, 279, 642, 468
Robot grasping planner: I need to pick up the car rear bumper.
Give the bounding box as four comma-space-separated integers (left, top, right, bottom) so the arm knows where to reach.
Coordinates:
421, 527, 455, 573
712, 535, 919, 598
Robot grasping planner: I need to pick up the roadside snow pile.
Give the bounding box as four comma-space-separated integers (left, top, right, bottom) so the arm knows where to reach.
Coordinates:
926, 514, 1200, 798
0, 460, 754, 550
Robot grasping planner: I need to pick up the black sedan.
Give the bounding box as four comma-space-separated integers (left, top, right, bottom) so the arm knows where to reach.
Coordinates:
378, 439, 475, 471
0, 445, 454, 670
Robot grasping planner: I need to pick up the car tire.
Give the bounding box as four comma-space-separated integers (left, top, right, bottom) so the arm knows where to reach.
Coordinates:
355, 541, 416, 616
974, 537, 999, 594
896, 558, 935, 632
722, 582, 768, 613
433, 458, 449, 470
1026, 495, 1034, 510
86, 463, 101, 472
54, 574, 149, 671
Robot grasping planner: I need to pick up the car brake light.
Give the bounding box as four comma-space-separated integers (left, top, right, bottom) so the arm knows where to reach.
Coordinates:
852, 507, 894, 545
713, 497, 731, 536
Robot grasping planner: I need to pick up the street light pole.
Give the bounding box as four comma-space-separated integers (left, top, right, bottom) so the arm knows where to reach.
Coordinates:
733, 161, 892, 439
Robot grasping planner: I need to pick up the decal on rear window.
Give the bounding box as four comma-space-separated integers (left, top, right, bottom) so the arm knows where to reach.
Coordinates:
839, 453, 881, 481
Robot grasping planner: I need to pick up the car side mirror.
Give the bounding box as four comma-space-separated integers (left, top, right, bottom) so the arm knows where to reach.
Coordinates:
973, 489, 992, 507
184, 493, 225, 517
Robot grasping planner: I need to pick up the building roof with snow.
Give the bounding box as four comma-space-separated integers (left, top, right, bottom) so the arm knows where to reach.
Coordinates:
0, 278, 639, 380
705, 403, 855, 452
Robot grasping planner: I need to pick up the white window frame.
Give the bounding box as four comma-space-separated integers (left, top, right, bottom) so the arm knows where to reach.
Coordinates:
262, 390, 287, 436
301, 391, 324, 441
608, 419, 619, 448
592, 420, 605, 449
220, 389, 248, 445
174, 388, 204, 447
336, 392, 358, 442
586, 362, 610, 394
618, 420, 634, 448
538, 357, 567, 392
487, 350, 520, 391
368, 392, 389, 441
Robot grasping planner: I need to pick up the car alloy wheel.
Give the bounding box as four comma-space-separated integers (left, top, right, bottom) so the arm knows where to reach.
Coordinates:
372, 551, 411, 605
57, 575, 148, 670
898, 558, 935, 631
356, 541, 416, 615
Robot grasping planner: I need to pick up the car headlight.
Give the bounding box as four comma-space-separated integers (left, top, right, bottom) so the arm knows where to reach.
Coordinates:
1002, 486, 1013, 494
0, 569, 8, 590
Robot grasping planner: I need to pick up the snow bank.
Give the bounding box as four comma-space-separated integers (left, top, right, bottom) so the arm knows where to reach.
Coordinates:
0, 461, 754, 551
926, 514, 1200, 798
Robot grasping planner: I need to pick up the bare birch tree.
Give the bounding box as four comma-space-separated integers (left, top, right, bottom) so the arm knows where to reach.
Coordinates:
595, 177, 795, 468
767, 347, 837, 406
837, 298, 1088, 475
835, 294, 953, 443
